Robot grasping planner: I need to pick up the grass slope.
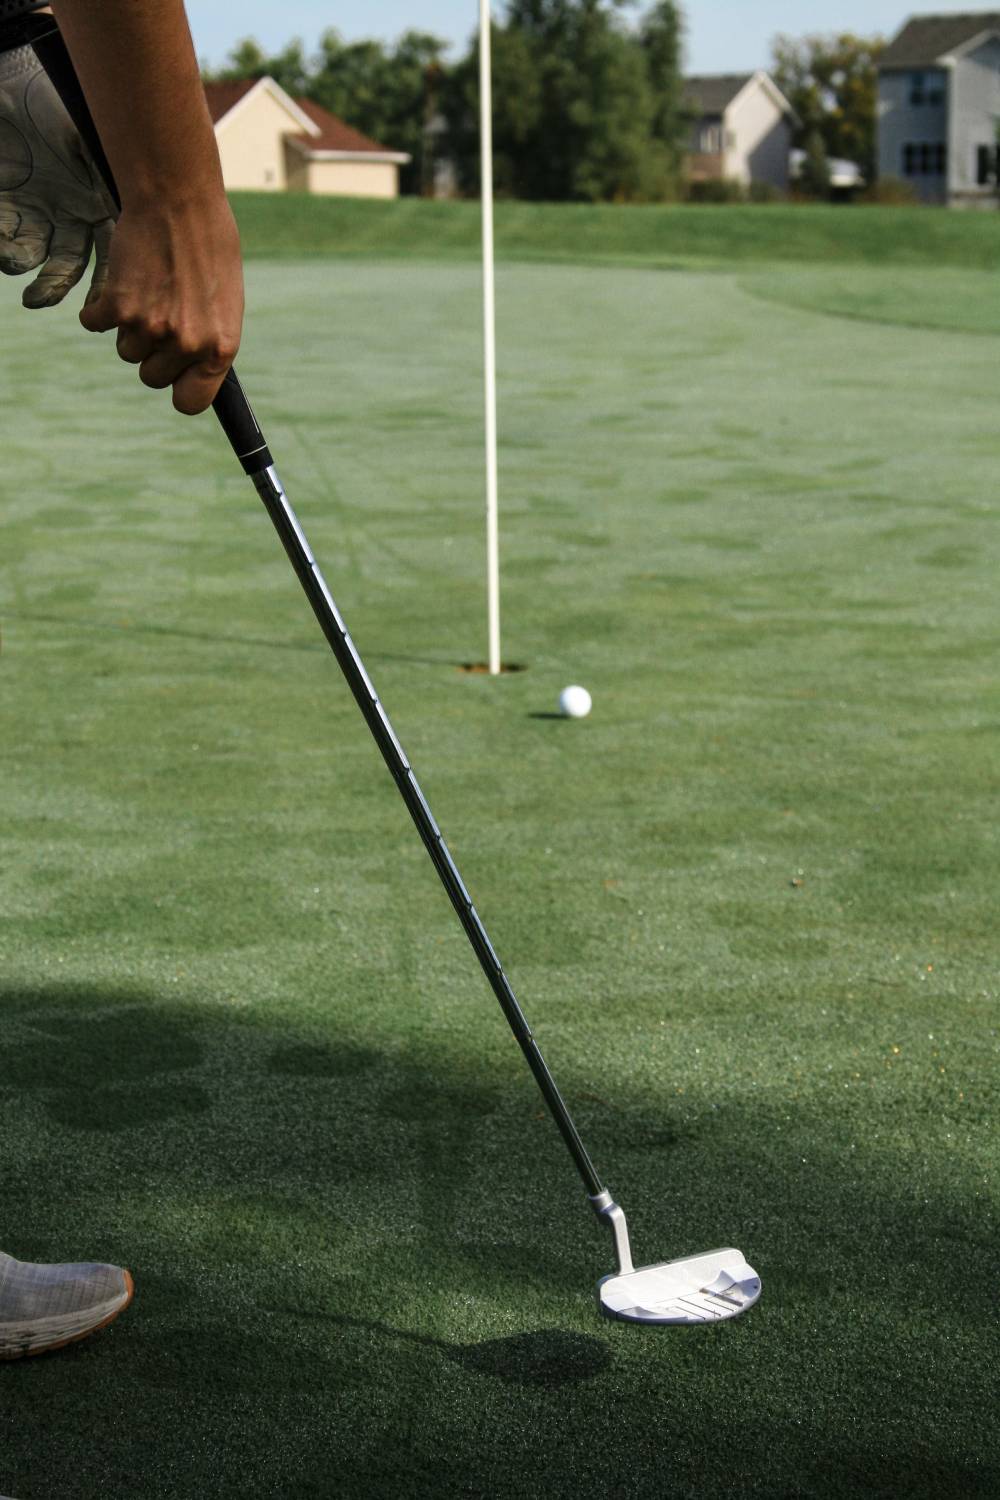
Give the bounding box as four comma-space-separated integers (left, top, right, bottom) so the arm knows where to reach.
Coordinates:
0, 259, 998, 1499
231, 192, 1000, 270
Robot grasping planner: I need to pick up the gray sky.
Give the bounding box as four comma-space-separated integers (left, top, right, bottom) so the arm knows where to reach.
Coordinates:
188, 2, 982, 72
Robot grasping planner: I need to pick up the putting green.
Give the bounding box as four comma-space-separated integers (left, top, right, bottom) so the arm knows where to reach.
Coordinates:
1, 253, 997, 1498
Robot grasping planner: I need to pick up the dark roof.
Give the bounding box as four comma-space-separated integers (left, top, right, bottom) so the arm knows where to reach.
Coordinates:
202, 78, 257, 124
880, 12, 1000, 68
683, 74, 753, 117
289, 97, 392, 155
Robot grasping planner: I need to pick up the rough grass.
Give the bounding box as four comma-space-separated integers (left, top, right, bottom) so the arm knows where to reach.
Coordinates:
230, 191, 1000, 270
0, 256, 997, 1499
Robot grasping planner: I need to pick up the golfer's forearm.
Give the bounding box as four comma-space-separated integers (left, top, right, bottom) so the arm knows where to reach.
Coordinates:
49, 0, 223, 207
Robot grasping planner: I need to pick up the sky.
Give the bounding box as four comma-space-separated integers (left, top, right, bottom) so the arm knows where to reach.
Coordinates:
188, 1, 988, 72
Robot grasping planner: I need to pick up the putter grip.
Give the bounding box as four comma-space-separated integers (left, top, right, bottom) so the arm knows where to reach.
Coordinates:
28, 18, 274, 476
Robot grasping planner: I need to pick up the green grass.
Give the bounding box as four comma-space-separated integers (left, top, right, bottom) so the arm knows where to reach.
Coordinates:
1, 250, 998, 1498
231, 191, 1000, 270
741, 264, 1000, 337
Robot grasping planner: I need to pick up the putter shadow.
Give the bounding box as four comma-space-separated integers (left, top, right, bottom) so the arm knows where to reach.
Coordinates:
274, 1310, 611, 1387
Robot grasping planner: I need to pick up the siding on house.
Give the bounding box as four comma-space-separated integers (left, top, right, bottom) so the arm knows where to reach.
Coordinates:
286, 154, 401, 198
214, 86, 303, 191
949, 33, 1000, 204
725, 81, 792, 189
877, 68, 949, 202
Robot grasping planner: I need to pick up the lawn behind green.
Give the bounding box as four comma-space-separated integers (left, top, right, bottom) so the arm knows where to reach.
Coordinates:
0, 239, 998, 1498
231, 191, 1000, 271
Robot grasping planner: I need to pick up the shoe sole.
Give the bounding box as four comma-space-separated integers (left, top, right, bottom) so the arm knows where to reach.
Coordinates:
0, 1269, 134, 1360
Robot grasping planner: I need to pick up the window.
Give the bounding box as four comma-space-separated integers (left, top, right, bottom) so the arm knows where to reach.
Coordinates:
910, 71, 944, 106
700, 125, 721, 153
903, 142, 947, 176
976, 144, 1000, 185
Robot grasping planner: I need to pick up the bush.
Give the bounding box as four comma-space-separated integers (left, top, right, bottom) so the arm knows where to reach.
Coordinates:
686, 177, 745, 204
859, 175, 919, 205
748, 180, 787, 204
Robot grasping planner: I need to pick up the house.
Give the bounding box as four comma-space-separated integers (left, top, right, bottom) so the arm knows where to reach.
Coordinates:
877, 11, 1000, 205
203, 76, 411, 198
684, 72, 797, 192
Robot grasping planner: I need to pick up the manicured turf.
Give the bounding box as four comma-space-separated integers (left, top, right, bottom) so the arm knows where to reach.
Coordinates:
1, 247, 998, 1498
230, 191, 1000, 270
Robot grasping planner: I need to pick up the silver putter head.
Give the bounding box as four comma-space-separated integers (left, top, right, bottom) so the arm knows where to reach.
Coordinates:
597, 1247, 761, 1326
589, 1191, 761, 1327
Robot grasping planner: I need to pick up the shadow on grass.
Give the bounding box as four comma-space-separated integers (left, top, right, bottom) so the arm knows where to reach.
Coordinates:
1, 980, 997, 1499
6, 608, 470, 672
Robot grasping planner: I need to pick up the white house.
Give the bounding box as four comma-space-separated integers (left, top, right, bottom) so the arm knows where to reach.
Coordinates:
684, 72, 797, 191
203, 76, 411, 198
877, 11, 1000, 205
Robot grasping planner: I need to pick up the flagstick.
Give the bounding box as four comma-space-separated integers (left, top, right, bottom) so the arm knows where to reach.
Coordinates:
480, 0, 501, 676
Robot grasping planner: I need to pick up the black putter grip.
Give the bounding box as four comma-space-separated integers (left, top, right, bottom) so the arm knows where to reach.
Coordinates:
27, 18, 273, 477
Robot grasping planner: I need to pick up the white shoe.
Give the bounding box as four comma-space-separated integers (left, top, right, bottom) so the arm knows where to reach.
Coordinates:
0, 1250, 134, 1359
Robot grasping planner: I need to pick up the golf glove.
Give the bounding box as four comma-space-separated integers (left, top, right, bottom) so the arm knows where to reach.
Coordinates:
0, 42, 114, 308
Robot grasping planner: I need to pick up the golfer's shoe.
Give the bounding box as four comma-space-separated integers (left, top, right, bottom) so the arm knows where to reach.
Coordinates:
0, 1250, 134, 1360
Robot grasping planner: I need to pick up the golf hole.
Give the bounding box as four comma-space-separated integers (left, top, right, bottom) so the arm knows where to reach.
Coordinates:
458, 662, 528, 675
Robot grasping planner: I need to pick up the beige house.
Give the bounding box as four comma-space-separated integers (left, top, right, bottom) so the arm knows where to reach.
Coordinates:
684, 72, 796, 191
203, 76, 411, 198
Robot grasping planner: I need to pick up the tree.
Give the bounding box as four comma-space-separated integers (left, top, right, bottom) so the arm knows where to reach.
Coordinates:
798, 127, 831, 199
442, 23, 543, 198
444, 0, 684, 202
204, 36, 311, 98
772, 32, 885, 185
206, 2, 687, 203
306, 30, 450, 195
640, 1, 686, 194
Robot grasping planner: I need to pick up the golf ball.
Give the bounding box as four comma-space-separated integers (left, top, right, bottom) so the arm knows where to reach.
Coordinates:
559, 685, 592, 718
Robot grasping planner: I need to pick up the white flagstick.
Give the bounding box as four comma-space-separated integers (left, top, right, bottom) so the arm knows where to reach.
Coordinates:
479, 0, 501, 675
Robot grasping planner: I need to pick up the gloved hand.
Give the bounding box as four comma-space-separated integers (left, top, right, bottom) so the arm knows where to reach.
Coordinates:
0, 41, 115, 308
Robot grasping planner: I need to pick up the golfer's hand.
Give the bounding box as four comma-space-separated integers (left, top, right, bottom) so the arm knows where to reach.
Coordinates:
0, 44, 115, 308
78, 193, 244, 415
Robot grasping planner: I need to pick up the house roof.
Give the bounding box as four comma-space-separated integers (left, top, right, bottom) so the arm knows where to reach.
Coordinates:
202, 78, 258, 124
683, 71, 796, 123
202, 77, 406, 159
683, 74, 754, 117
880, 12, 1000, 68
288, 97, 395, 156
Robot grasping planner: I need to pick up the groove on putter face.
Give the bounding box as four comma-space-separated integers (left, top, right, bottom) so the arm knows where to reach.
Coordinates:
27, 12, 762, 1330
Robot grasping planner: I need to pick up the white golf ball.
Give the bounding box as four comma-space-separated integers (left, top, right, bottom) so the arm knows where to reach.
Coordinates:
559, 685, 592, 719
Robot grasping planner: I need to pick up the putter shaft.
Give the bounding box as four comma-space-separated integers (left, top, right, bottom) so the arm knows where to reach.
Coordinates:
30, 8, 606, 1203
251, 463, 605, 1200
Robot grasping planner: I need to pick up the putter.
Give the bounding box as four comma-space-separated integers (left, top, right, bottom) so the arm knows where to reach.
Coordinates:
27, 18, 761, 1326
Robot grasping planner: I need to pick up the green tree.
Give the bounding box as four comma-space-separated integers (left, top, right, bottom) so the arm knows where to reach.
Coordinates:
798, 127, 832, 199
204, 36, 311, 98
442, 23, 543, 197
445, 0, 683, 202
772, 32, 885, 184
640, 0, 686, 194
312, 30, 449, 194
